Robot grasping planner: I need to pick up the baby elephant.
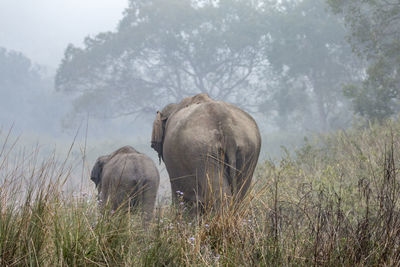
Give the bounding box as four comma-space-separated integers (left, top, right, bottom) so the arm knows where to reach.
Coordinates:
90, 146, 160, 219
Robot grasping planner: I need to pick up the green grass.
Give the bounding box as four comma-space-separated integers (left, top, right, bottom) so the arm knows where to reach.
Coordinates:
1, 120, 400, 266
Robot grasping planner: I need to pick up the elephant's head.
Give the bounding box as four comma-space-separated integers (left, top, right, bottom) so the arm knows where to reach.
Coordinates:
151, 103, 178, 163
90, 155, 110, 187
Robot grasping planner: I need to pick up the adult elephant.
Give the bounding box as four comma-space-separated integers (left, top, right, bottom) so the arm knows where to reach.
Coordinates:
151, 94, 261, 213
90, 146, 160, 220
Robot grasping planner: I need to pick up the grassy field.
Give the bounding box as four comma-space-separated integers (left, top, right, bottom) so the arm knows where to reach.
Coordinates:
1, 120, 400, 266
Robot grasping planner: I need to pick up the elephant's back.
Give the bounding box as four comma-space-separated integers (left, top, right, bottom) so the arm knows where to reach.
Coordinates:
163, 101, 260, 156
103, 153, 159, 185
164, 102, 222, 149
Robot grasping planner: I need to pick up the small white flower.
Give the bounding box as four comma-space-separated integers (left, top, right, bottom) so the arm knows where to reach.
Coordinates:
205, 224, 209, 228
176, 190, 184, 195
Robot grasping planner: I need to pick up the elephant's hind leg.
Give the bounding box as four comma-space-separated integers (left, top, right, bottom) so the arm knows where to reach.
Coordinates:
140, 180, 158, 222
202, 151, 232, 211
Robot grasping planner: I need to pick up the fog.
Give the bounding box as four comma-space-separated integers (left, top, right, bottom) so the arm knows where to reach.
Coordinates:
0, 0, 155, 195
1, 0, 390, 199
0, 0, 126, 68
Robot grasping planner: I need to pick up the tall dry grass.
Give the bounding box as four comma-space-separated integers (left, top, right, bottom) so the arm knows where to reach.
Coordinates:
0, 120, 400, 266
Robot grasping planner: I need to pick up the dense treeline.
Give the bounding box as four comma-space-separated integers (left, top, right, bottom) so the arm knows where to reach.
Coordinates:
55, 0, 360, 132
3, 0, 399, 133
328, 0, 400, 121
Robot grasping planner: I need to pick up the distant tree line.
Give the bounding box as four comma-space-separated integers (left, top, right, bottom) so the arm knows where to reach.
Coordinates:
55, 0, 399, 131
0, 47, 65, 133
328, 0, 400, 121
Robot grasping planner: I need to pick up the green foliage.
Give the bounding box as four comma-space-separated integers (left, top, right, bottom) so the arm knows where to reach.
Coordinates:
254, 119, 400, 264
327, 0, 400, 121
263, 0, 358, 131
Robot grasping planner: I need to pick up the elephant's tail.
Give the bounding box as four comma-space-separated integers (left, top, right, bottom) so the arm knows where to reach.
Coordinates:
215, 124, 242, 197
224, 144, 239, 195
224, 143, 253, 200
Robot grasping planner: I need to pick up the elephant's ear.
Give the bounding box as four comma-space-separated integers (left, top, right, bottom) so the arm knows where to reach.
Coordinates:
151, 111, 164, 163
90, 156, 107, 187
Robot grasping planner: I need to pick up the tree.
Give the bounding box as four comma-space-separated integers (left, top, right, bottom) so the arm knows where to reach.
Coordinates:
263, 0, 359, 131
327, 0, 400, 121
0, 47, 43, 122
55, 0, 271, 122
56, 0, 360, 132
0, 47, 42, 91
0, 47, 64, 133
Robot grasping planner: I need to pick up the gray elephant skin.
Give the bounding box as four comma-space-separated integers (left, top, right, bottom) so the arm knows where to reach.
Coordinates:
91, 146, 160, 219
151, 94, 261, 212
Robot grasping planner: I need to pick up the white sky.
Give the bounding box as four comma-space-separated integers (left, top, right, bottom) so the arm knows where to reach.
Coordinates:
0, 0, 127, 68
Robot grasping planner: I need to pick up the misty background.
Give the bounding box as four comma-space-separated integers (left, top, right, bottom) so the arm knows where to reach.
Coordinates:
1, 0, 399, 198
